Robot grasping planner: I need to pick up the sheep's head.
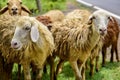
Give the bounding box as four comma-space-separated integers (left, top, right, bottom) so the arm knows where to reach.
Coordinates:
7, 0, 22, 15
88, 10, 111, 36
0, 0, 31, 15
11, 16, 39, 50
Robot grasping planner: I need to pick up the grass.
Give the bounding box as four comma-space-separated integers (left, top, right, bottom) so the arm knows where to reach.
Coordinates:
12, 61, 120, 80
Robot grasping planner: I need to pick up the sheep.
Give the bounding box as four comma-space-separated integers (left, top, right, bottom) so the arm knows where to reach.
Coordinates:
65, 9, 91, 24
0, 0, 31, 79
11, 16, 55, 80
36, 15, 53, 30
88, 16, 120, 77
102, 16, 120, 66
0, 15, 24, 80
43, 10, 65, 22
0, 0, 31, 16
50, 10, 109, 80
49, 9, 91, 29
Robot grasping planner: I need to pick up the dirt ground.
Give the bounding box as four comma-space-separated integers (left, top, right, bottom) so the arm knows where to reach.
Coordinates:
65, 0, 120, 62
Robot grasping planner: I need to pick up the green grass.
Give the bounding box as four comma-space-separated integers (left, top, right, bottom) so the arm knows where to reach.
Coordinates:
12, 61, 120, 80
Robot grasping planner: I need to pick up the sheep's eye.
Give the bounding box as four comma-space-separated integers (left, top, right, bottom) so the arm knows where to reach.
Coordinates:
20, 2, 22, 4
7, 3, 9, 5
108, 16, 111, 20
92, 16, 96, 19
24, 26, 30, 31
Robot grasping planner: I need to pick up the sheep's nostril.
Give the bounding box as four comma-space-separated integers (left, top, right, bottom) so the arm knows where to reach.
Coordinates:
103, 29, 107, 31
99, 28, 107, 32
14, 42, 18, 46
99, 29, 103, 32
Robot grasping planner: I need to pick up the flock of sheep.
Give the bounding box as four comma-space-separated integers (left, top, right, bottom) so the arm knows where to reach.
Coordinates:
0, 0, 119, 80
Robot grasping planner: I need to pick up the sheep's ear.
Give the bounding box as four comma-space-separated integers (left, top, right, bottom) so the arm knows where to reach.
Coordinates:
21, 5, 32, 14
88, 16, 95, 24
30, 23, 39, 42
0, 6, 8, 14
47, 25, 52, 31
108, 16, 114, 23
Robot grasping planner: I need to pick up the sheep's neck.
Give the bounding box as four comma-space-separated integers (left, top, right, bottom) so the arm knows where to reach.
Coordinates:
67, 24, 100, 52
87, 24, 100, 50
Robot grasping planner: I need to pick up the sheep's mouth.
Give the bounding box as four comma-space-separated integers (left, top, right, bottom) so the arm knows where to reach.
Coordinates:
100, 31, 107, 36
11, 45, 22, 50
12, 11, 17, 15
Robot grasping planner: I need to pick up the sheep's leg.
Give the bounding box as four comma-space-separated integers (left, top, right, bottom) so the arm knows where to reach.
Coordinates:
70, 61, 82, 80
95, 55, 99, 72
47, 56, 56, 80
43, 64, 47, 74
77, 60, 85, 80
89, 57, 95, 77
32, 65, 37, 80
81, 65, 85, 80
110, 45, 114, 62
56, 59, 64, 75
23, 63, 31, 80
114, 43, 119, 62
18, 64, 21, 80
102, 47, 107, 67
85, 60, 89, 70
36, 69, 43, 80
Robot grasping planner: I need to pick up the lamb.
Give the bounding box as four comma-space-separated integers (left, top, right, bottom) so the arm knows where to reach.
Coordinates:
0, 0, 31, 16
11, 16, 55, 80
102, 16, 119, 66
50, 10, 109, 80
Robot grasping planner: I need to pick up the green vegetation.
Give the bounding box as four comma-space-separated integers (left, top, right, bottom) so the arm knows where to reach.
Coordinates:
0, 0, 66, 14
12, 61, 120, 80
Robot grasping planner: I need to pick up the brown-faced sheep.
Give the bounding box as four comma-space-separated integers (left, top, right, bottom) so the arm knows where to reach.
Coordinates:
50, 10, 109, 80
102, 16, 119, 66
11, 16, 55, 80
0, 0, 31, 16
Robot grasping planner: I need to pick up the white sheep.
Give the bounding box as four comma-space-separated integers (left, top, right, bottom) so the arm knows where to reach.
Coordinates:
50, 10, 110, 80
0, 0, 31, 16
11, 16, 55, 80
